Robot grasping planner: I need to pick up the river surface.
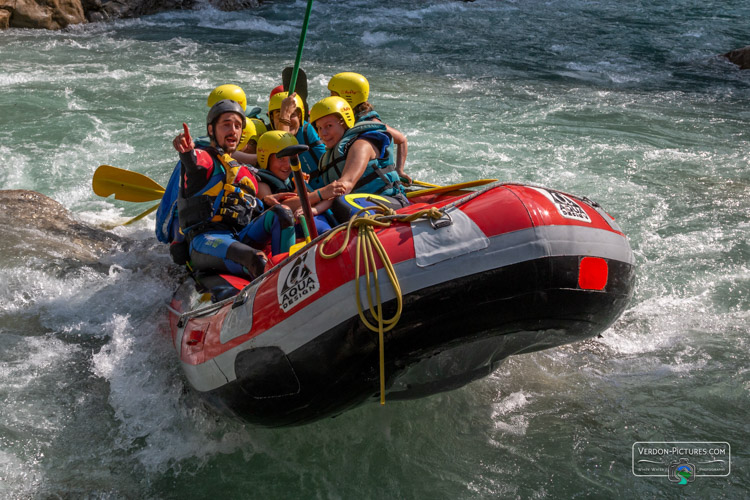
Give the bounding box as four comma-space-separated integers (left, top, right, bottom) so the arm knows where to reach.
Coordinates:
1, 0, 748, 497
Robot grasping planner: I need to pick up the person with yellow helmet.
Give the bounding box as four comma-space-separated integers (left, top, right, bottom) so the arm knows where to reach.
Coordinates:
198, 85, 254, 154
328, 72, 410, 184
305, 96, 409, 217
242, 131, 344, 254
237, 118, 267, 154
255, 131, 344, 211
207, 84, 248, 113
198, 85, 270, 167
268, 91, 326, 178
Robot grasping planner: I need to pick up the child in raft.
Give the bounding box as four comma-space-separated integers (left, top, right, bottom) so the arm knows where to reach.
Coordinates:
253, 130, 345, 247
268, 91, 326, 177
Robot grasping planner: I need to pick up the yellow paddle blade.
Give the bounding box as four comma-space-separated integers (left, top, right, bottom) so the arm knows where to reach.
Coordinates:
92, 165, 166, 202
406, 179, 498, 199
410, 179, 441, 188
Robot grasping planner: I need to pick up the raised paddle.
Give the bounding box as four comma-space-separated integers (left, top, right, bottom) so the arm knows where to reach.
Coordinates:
286, 0, 314, 100
93, 164, 165, 202
282, 67, 309, 121
405, 179, 498, 199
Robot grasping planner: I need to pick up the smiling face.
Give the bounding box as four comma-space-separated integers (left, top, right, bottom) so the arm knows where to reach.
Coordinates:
209, 112, 244, 153
314, 114, 347, 149
267, 154, 292, 180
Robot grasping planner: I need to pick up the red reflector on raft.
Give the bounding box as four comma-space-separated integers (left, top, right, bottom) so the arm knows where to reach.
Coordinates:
578, 257, 608, 290
186, 329, 205, 346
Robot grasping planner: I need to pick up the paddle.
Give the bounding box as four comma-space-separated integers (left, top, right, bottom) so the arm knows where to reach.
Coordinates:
92, 165, 165, 227
286, 0, 314, 99
405, 179, 498, 199
282, 67, 309, 121
93, 164, 165, 202
277, 144, 318, 240
409, 179, 441, 188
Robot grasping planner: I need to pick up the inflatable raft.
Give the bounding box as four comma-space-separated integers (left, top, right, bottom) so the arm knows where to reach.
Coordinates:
167, 182, 635, 426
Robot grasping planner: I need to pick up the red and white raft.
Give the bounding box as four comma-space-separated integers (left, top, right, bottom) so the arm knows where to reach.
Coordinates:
167, 183, 635, 426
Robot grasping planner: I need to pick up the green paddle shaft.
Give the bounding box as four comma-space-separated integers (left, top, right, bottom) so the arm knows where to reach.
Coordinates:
288, 0, 314, 95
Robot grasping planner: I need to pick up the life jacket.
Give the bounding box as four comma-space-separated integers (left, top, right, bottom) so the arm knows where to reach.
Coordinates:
354, 110, 402, 190
296, 122, 326, 176
255, 168, 295, 194
177, 149, 261, 237
308, 121, 403, 197
194, 136, 211, 149
355, 109, 381, 122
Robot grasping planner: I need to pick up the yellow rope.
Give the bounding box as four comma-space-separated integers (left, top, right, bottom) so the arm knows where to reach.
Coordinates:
318, 200, 444, 404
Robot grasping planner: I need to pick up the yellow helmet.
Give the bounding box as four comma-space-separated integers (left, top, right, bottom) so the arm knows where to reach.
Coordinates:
328, 72, 369, 108
268, 91, 305, 121
256, 130, 298, 170
237, 118, 268, 151
207, 84, 247, 112
309, 96, 355, 129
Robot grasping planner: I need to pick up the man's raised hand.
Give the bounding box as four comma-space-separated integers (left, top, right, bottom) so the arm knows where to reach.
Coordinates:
173, 123, 195, 153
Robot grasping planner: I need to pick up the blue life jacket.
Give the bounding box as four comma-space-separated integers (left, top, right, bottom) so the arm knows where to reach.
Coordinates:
296, 122, 326, 176
356, 109, 381, 122
307, 121, 403, 197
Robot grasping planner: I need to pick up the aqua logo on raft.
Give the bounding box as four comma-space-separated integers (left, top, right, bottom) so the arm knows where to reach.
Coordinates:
529, 187, 591, 223
632, 442, 730, 484
277, 248, 320, 313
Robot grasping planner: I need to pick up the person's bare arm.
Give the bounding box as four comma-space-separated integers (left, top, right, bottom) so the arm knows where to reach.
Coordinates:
385, 124, 410, 183
337, 139, 378, 193
232, 150, 257, 166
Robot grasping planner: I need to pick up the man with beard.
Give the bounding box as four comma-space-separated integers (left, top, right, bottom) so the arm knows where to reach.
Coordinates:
172, 99, 268, 280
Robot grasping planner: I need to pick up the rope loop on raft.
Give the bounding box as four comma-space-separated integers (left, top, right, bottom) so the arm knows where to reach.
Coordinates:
318, 198, 445, 405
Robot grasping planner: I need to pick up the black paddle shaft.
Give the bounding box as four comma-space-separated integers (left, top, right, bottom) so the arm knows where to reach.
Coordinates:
276, 144, 318, 239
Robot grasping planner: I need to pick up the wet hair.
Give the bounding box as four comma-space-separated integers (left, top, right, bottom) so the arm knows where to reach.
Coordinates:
353, 101, 374, 120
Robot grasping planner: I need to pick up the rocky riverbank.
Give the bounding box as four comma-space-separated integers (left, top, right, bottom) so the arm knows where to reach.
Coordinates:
0, 0, 258, 30
723, 45, 750, 69
0, 190, 124, 264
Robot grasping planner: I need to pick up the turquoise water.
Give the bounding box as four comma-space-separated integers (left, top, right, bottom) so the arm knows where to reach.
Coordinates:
1, 0, 748, 497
